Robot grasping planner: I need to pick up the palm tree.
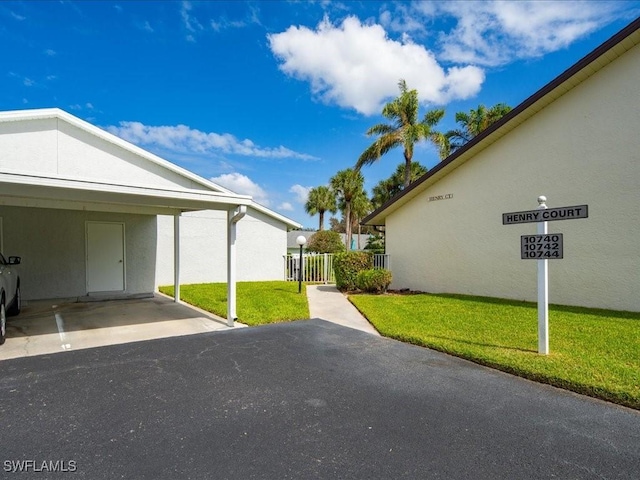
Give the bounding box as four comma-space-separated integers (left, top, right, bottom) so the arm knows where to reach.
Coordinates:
349, 193, 372, 250
356, 79, 444, 188
339, 190, 371, 250
330, 168, 364, 250
371, 161, 428, 209
304, 186, 337, 231
438, 103, 512, 159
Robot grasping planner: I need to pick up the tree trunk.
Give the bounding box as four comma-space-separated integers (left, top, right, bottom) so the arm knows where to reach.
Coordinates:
404, 151, 412, 187
319, 210, 325, 231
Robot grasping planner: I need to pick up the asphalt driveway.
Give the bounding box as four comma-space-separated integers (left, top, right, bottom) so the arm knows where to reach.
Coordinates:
1, 319, 638, 479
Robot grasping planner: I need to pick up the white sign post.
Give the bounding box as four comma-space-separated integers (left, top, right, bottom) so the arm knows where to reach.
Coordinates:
503, 198, 588, 355
536, 196, 549, 355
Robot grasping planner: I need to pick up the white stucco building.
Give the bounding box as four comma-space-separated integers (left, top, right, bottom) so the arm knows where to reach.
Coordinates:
0, 108, 300, 319
363, 19, 640, 312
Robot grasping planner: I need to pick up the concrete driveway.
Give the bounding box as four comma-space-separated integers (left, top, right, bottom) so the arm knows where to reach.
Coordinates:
1, 294, 238, 360
1, 319, 638, 479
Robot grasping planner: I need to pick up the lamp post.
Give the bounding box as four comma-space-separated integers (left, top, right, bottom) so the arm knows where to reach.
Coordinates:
296, 235, 306, 294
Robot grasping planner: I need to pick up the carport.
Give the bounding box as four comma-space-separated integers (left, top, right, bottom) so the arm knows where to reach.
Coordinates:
0, 169, 250, 324
0, 109, 252, 350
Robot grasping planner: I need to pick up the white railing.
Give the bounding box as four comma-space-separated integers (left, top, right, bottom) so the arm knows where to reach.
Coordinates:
284, 253, 390, 284
373, 254, 391, 270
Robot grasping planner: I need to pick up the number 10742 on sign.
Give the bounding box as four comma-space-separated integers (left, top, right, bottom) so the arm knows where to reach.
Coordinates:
521, 234, 563, 259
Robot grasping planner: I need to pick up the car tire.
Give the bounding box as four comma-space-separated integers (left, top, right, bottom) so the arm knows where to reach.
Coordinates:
0, 297, 6, 346
7, 283, 20, 316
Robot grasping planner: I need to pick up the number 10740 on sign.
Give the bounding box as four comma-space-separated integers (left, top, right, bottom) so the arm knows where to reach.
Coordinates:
521, 234, 563, 259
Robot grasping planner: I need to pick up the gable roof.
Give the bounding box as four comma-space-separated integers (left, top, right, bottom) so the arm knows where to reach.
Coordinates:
0, 108, 301, 227
363, 17, 640, 226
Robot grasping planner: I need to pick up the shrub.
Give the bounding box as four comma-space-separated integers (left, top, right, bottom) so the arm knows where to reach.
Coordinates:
334, 251, 373, 291
356, 269, 393, 294
306, 230, 345, 254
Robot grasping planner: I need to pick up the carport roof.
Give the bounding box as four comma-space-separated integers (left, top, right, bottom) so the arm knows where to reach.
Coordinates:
0, 170, 252, 215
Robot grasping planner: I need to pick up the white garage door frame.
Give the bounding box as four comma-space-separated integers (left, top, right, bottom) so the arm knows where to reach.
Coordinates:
86, 221, 126, 294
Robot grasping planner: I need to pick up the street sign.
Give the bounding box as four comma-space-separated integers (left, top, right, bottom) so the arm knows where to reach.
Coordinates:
521, 234, 563, 259
503, 196, 589, 355
502, 205, 588, 225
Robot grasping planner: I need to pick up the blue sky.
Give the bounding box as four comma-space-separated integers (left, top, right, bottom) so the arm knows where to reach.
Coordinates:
2, 1, 639, 228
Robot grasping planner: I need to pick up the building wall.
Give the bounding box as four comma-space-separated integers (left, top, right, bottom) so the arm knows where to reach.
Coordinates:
386, 42, 640, 311
0, 206, 157, 301
0, 117, 210, 191
156, 207, 288, 286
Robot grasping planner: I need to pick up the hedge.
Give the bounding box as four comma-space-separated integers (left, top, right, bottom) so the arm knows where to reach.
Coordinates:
355, 268, 392, 293
334, 251, 373, 291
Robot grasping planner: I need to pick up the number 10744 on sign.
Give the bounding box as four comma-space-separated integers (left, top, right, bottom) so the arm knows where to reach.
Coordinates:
521, 234, 563, 259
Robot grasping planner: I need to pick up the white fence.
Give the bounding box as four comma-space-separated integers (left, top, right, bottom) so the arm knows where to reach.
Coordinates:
284, 253, 390, 284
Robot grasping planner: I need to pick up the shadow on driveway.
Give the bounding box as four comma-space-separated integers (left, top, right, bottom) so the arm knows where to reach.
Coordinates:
1, 319, 638, 479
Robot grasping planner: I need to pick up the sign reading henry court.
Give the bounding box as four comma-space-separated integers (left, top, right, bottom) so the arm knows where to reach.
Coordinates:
503, 197, 588, 355
502, 205, 588, 225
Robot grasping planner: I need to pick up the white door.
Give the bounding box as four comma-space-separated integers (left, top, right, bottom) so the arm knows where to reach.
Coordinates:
86, 222, 125, 293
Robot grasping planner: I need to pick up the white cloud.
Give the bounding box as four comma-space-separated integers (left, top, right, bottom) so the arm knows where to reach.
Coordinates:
278, 202, 294, 212
106, 121, 316, 160
290, 184, 311, 204
382, 1, 627, 67
44, 49, 56, 56
268, 16, 484, 114
180, 1, 203, 41
9, 71, 36, 87
69, 103, 95, 112
210, 173, 270, 206
379, 3, 435, 34
181, 1, 202, 33
210, 4, 262, 32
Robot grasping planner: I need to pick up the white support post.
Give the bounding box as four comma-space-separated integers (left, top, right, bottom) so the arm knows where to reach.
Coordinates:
323, 253, 328, 284
174, 213, 181, 303
227, 206, 247, 327
537, 196, 549, 355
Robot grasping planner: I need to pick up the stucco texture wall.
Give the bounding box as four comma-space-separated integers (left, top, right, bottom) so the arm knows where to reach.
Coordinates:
0, 206, 157, 301
155, 207, 288, 286
386, 43, 640, 312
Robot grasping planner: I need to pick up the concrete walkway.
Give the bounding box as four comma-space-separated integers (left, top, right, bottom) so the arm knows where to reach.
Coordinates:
306, 284, 380, 336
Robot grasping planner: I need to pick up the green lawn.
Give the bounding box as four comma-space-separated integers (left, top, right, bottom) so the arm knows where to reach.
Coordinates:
159, 281, 309, 326
350, 293, 640, 409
